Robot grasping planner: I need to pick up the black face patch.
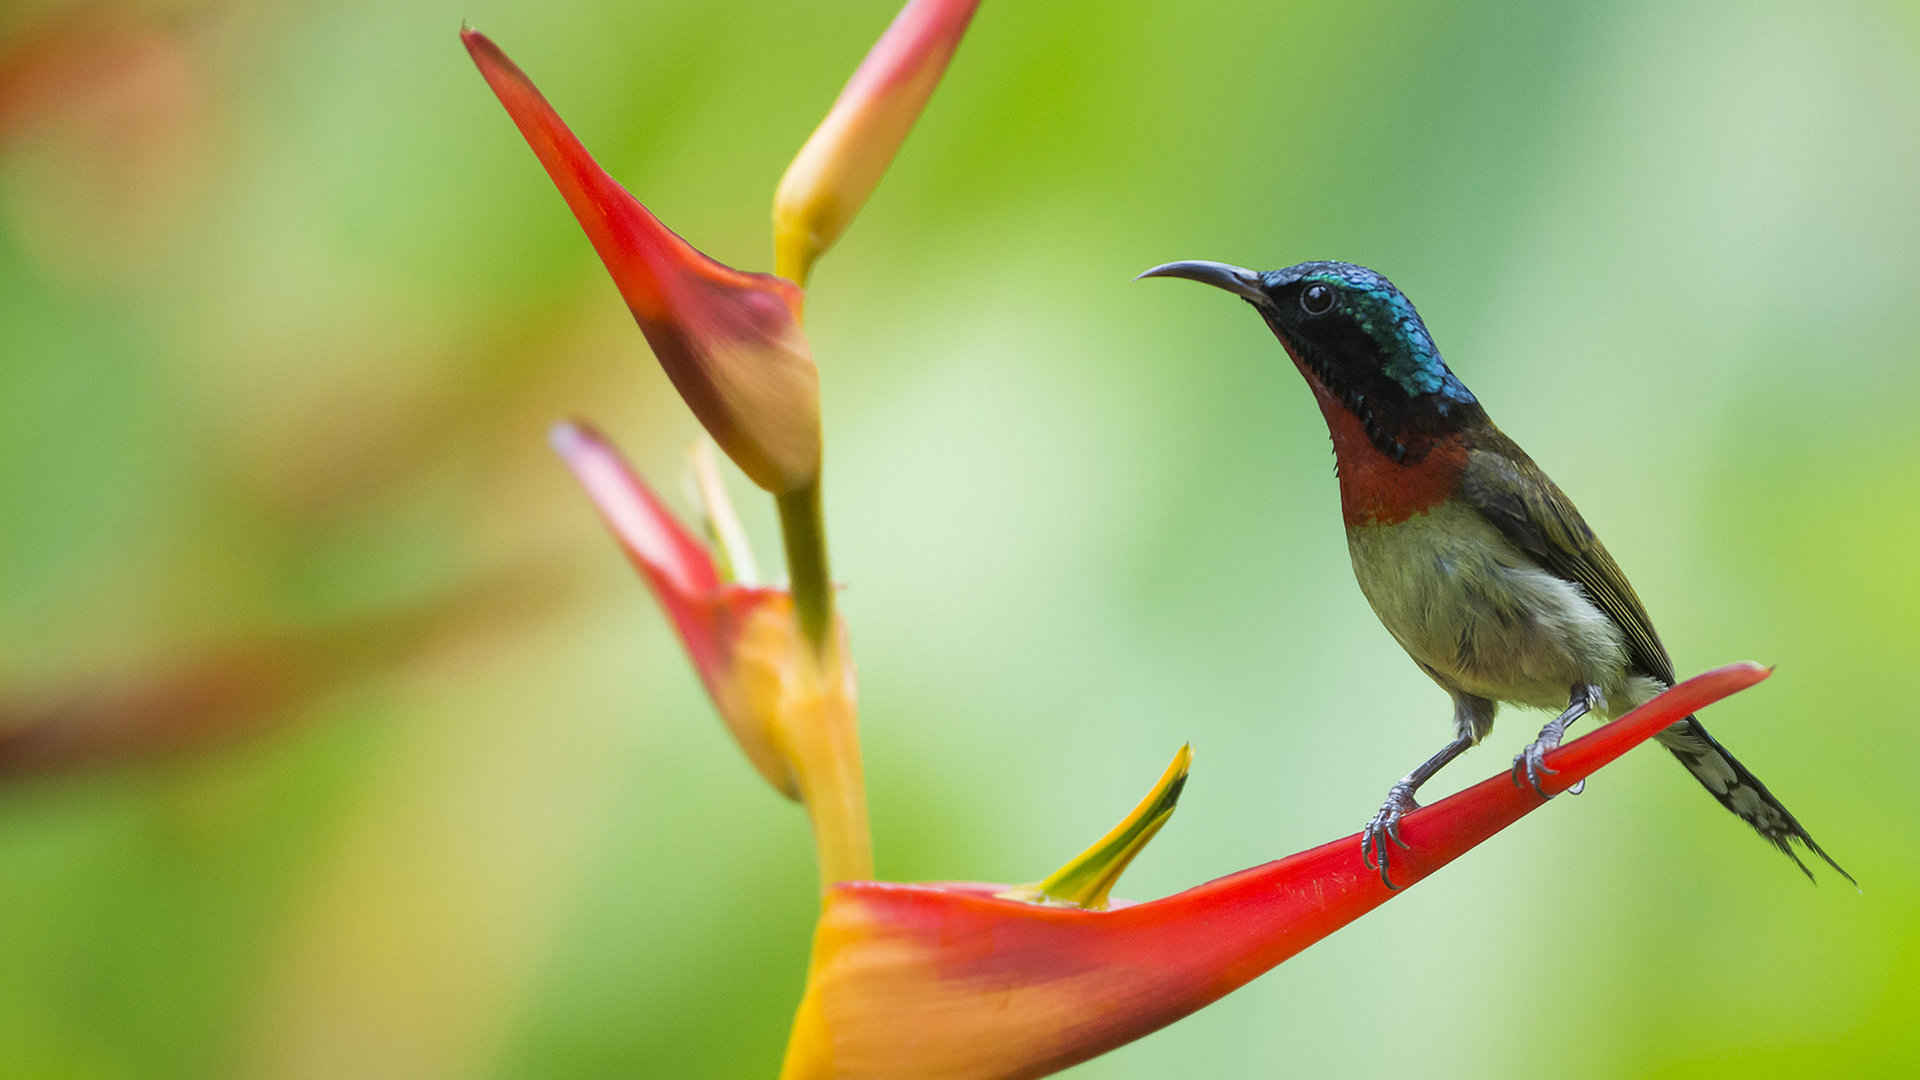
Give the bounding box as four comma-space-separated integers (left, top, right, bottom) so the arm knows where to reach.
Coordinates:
1254, 262, 1482, 461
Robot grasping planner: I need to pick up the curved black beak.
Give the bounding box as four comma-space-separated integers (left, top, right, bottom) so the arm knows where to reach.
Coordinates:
1136, 260, 1267, 304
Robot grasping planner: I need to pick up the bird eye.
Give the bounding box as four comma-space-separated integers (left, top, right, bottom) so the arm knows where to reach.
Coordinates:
1300, 283, 1335, 316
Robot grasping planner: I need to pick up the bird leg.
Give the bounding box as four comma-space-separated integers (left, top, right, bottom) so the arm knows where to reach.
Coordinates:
1361, 733, 1475, 890
1511, 683, 1605, 799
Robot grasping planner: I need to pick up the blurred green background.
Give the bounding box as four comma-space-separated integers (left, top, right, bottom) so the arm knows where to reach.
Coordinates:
3, 0, 1917, 1076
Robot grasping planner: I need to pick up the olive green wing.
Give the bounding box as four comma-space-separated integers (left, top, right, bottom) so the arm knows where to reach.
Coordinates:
1458, 429, 1675, 685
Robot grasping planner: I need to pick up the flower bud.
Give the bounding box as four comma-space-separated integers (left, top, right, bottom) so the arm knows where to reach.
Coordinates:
772, 0, 981, 284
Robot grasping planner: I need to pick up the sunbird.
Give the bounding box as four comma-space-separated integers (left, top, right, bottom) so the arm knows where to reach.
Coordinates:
1140, 258, 1849, 889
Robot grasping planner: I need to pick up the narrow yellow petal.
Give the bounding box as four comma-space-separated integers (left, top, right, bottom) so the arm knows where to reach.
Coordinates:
1000, 744, 1193, 911
688, 440, 760, 586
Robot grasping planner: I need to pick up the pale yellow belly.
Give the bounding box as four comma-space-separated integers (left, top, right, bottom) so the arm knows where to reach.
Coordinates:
1345, 502, 1634, 711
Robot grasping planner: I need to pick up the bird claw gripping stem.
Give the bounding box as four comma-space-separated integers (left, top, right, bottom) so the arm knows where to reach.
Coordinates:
1511, 684, 1602, 799
1510, 737, 1561, 799
1360, 781, 1418, 890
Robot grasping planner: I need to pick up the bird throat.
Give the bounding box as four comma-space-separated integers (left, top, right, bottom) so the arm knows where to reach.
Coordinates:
1277, 342, 1471, 527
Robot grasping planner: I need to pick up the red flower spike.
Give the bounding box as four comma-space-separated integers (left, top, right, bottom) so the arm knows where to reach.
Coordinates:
780, 663, 1771, 1079
467, 29, 821, 496
552, 421, 795, 798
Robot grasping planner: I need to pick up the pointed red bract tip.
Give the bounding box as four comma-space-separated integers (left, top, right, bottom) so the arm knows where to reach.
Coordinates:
551, 420, 718, 601
842, 0, 981, 104
551, 420, 768, 686
467, 32, 820, 494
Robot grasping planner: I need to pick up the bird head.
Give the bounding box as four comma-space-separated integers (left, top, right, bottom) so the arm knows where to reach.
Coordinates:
1139, 259, 1481, 460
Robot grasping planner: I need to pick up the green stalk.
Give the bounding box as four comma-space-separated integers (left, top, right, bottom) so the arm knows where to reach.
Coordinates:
777, 478, 834, 652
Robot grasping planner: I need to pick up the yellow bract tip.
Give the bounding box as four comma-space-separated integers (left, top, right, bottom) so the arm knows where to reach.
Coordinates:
1001, 744, 1193, 911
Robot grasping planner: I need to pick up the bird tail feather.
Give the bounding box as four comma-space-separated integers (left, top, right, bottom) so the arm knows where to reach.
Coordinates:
1655, 715, 1852, 884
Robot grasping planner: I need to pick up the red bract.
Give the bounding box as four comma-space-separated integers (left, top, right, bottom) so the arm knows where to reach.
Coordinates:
466, 29, 821, 496
551, 421, 870, 883
551, 421, 794, 797
780, 663, 1770, 1079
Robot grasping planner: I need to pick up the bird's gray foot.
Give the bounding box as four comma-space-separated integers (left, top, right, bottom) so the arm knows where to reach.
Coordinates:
1360, 781, 1418, 890
1361, 731, 1477, 890
1511, 684, 1603, 798
1510, 720, 1569, 799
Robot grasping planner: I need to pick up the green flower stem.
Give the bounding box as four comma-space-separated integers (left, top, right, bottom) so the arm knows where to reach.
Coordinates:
777, 478, 834, 653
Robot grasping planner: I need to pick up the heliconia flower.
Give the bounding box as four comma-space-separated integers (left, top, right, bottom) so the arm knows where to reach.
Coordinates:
466, 29, 822, 496
778, 663, 1771, 1079
772, 0, 982, 284
551, 421, 870, 887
